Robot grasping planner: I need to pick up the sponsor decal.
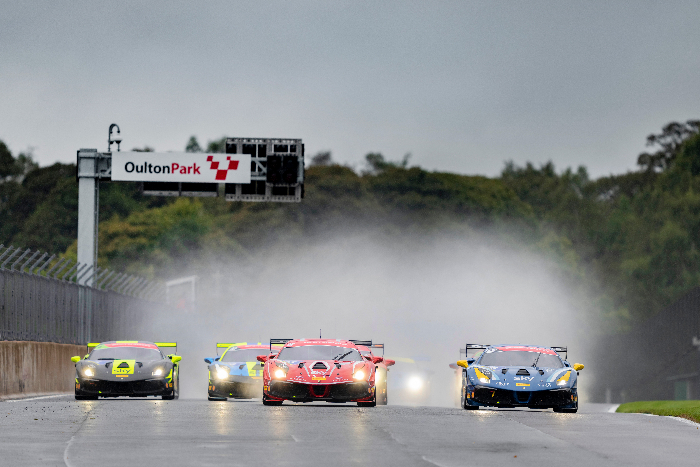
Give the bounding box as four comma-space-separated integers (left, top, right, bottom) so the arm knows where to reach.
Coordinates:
312, 376, 326, 381
516, 383, 530, 387
112, 152, 251, 183
111, 360, 135, 375
513, 376, 534, 381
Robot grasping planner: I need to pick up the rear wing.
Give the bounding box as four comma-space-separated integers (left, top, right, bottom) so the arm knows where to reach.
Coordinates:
216, 342, 261, 356
371, 343, 385, 357
270, 339, 293, 351
551, 346, 568, 360
464, 344, 491, 359
85, 342, 178, 354
349, 340, 372, 347
155, 342, 178, 354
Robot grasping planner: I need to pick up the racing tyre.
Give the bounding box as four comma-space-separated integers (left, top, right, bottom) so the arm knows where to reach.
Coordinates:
173, 372, 180, 400
357, 394, 377, 407
75, 395, 97, 401
553, 406, 578, 414
262, 394, 283, 406
208, 396, 227, 401
162, 393, 175, 400
462, 397, 479, 410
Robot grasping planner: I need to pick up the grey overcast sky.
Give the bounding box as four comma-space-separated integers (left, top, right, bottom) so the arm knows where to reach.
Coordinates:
1, 1, 699, 177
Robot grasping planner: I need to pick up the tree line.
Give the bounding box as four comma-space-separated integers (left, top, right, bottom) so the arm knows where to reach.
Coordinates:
1, 121, 699, 331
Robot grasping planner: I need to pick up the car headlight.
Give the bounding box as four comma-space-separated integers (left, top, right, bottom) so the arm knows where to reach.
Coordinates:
556, 371, 571, 386
152, 368, 165, 377
82, 367, 95, 378
474, 367, 491, 384
215, 366, 230, 380
353, 370, 366, 381
273, 361, 289, 379
408, 376, 423, 391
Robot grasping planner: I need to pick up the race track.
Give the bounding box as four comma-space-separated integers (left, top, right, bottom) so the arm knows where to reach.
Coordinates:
1, 398, 698, 466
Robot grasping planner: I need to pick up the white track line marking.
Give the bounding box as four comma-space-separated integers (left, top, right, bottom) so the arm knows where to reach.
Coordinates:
668, 416, 700, 428
422, 456, 450, 467
63, 435, 77, 467
607, 404, 620, 413
631, 412, 700, 427
6, 394, 69, 402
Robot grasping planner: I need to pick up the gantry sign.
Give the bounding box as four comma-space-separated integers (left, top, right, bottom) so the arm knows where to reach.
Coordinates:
76, 126, 304, 286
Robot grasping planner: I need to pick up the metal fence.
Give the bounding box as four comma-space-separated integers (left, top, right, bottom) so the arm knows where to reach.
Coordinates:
592, 287, 700, 403
0, 244, 168, 345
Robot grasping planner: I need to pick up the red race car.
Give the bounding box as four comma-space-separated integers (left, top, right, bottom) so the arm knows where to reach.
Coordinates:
356, 342, 395, 405
259, 339, 383, 407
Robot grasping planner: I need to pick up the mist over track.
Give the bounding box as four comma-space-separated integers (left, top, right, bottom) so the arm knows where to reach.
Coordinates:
143, 232, 595, 404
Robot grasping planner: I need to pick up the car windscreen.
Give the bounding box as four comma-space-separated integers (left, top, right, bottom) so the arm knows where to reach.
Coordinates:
478, 350, 564, 368
221, 349, 268, 362
90, 347, 163, 361
277, 345, 363, 362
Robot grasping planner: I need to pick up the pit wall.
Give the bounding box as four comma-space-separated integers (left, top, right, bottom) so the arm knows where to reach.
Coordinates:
0, 341, 84, 400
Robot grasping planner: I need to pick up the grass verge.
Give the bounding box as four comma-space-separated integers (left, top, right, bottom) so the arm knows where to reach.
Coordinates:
617, 401, 700, 423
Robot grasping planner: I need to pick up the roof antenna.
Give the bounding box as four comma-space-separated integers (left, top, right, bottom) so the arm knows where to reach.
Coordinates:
320, 329, 322, 339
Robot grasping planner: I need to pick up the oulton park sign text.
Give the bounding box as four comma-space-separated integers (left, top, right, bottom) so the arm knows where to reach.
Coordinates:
111, 152, 251, 183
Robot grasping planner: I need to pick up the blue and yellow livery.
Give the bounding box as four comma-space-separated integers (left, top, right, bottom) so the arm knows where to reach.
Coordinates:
454, 344, 584, 413
206, 342, 278, 401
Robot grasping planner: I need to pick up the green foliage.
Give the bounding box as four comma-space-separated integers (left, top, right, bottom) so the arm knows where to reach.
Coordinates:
185, 136, 202, 153
617, 400, 700, 423
5, 121, 700, 332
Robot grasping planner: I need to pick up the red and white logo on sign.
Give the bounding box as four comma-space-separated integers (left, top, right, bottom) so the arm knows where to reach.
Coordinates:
207, 155, 240, 181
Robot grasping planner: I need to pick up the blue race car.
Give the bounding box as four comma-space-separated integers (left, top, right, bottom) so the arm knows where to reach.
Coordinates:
205, 342, 276, 401
455, 344, 584, 413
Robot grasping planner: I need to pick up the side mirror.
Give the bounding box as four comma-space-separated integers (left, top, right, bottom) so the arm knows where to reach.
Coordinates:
71, 356, 81, 363
204, 357, 214, 364
257, 355, 269, 363
467, 358, 475, 364
573, 363, 584, 371
371, 356, 384, 364
384, 359, 396, 367
169, 355, 182, 363
456, 360, 469, 368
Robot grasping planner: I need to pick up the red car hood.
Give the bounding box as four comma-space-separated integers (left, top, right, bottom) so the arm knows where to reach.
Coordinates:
268, 360, 370, 385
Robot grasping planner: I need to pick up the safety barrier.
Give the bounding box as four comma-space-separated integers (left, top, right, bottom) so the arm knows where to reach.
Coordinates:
0, 244, 167, 345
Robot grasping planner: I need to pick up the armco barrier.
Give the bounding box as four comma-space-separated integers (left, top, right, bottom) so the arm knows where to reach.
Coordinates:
0, 341, 85, 399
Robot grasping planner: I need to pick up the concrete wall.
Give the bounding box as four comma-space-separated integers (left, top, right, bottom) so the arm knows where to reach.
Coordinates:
0, 341, 84, 399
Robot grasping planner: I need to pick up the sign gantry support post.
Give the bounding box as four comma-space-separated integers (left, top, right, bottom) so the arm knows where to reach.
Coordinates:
76, 125, 304, 315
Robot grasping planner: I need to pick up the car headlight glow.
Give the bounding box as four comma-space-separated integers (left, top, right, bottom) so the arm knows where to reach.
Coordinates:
556, 371, 571, 386
215, 366, 230, 380
408, 376, 423, 391
274, 368, 287, 379
82, 367, 94, 377
152, 368, 164, 377
479, 377, 489, 384
353, 370, 365, 381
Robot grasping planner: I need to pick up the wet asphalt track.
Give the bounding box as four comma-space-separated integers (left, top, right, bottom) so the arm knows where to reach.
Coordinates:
1, 397, 699, 466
